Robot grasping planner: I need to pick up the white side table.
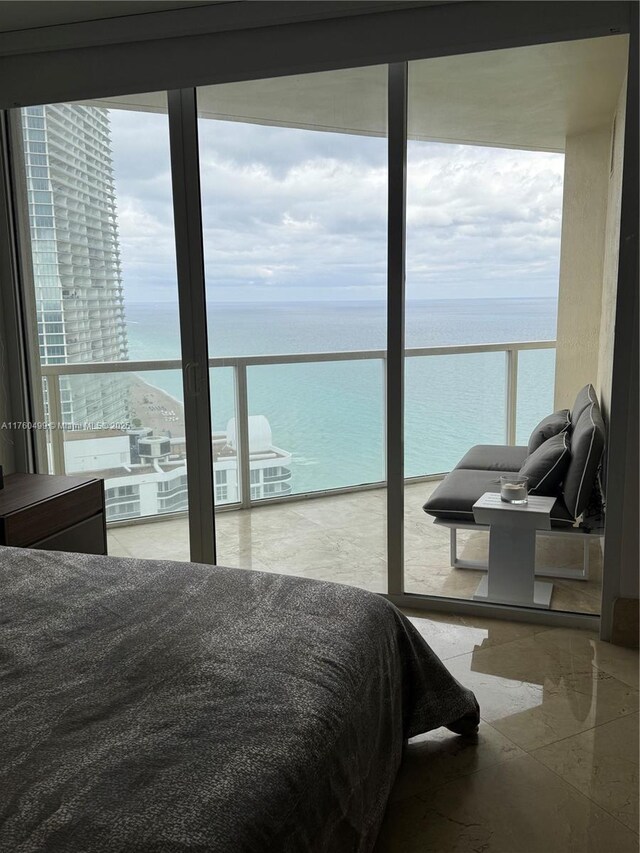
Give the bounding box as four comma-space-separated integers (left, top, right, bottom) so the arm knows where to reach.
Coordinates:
472, 492, 556, 609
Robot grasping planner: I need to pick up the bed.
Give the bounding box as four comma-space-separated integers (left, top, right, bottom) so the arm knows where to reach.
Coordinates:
0, 546, 479, 853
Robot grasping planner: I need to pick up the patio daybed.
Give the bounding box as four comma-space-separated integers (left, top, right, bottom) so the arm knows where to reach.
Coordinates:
423, 384, 606, 579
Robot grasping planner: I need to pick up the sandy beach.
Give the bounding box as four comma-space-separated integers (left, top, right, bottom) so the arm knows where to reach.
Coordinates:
128, 375, 186, 439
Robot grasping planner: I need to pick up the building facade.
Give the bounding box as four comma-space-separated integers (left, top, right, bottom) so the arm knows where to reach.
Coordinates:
22, 103, 129, 427
64, 417, 293, 522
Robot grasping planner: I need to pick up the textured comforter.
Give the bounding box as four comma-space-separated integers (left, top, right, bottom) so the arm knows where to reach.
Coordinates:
0, 546, 479, 853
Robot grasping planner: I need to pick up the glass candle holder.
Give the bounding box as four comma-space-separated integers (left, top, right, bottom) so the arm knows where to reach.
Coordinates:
500, 474, 528, 505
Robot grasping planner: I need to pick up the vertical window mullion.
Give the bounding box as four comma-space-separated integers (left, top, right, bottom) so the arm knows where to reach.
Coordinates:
3, 108, 46, 473
167, 88, 216, 565
386, 63, 408, 596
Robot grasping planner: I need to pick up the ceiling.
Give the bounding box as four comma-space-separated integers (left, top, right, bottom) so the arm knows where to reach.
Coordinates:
0, 1, 224, 33
95, 35, 628, 152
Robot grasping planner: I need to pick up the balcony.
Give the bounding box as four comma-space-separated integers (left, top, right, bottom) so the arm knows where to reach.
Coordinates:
40, 337, 603, 616
106, 482, 602, 614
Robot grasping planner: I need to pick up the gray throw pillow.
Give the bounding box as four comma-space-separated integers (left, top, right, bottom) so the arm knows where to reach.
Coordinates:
571, 384, 597, 429
519, 432, 571, 496
563, 400, 606, 518
527, 409, 570, 454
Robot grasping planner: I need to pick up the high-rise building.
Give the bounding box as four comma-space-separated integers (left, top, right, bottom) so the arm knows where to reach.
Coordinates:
22, 103, 129, 427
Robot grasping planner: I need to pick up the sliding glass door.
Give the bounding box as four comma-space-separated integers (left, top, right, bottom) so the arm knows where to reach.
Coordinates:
197, 67, 389, 591
11, 28, 629, 621
16, 93, 192, 560
402, 36, 628, 615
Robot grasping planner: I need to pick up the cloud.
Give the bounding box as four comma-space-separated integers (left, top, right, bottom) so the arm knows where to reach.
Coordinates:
406, 143, 563, 298
109, 109, 178, 301
108, 108, 563, 303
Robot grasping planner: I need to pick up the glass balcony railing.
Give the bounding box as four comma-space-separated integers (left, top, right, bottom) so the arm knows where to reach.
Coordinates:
40, 339, 555, 524
405, 350, 507, 477
516, 347, 557, 446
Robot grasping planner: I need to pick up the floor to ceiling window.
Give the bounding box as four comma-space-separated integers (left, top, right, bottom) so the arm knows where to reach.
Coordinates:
197, 67, 389, 590
11, 31, 629, 618
402, 36, 628, 615
17, 94, 192, 560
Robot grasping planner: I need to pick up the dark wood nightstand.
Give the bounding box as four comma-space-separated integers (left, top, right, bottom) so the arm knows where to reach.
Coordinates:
0, 473, 107, 555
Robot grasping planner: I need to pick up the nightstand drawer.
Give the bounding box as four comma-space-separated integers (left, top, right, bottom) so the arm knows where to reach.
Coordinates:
0, 479, 103, 547
31, 514, 106, 555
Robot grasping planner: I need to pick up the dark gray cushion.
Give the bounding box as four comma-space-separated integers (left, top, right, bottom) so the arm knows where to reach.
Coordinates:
527, 409, 570, 454
519, 432, 571, 496
455, 444, 528, 472
423, 468, 574, 527
571, 384, 597, 429
563, 399, 606, 518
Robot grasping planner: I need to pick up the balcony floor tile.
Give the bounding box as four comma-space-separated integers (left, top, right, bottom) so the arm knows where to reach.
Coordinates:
107, 481, 602, 615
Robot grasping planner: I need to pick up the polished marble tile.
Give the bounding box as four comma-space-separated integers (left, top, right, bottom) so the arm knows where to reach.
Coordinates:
375, 754, 639, 853
491, 674, 637, 753
404, 610, 543, 660
456, 627, 599, 681
403, 513, 448, 543
106, 482, 602, 614
531, 627, 601, 657
227, 530, 388, 592
534, 628, 640, 689
591, 640, 640, 690
537, 533, 601, 575
105, 533, 133, 557
108, 522, 191, 562
389, 721, 524, 803
548, 581, 601, 615
235, 526, 363, 566
238, 557, 306, 576
219, 504, 322, 546
458, 612, 552, 640
292, 493, 386, 527
533, 712, 639, 832
445, 633, 638, 751
404, 569, 481, 601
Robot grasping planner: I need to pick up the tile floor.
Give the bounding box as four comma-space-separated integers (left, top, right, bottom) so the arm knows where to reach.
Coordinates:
375, 612, 639, 852
108, 482, 603, 614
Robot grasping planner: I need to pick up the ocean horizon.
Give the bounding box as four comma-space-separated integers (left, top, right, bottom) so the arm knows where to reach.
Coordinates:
123, 297, 557, 493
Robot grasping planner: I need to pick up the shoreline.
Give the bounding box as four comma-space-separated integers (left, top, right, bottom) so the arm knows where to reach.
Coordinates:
133, 375, 185, 410
128, 375, 185, 439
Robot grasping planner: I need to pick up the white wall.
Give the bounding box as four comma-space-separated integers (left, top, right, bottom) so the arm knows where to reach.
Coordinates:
590, 79, 638, 604
554, 125, 611, 409
597, 79, 627, 425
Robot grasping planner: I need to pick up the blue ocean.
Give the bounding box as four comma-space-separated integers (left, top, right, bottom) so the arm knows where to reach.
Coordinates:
124, 298, 557, 493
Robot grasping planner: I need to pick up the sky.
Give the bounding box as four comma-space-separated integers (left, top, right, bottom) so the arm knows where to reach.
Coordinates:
109, 108, 565, 304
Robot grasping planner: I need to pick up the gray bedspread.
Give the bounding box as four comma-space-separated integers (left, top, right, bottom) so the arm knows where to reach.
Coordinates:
0, 546, 479, 853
